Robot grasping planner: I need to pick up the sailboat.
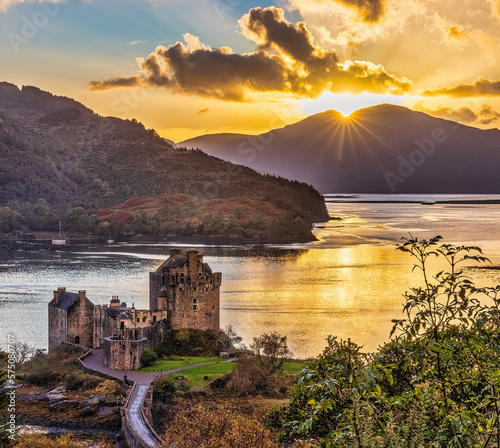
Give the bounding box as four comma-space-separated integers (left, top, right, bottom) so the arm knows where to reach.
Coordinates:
52, 221, 68, 246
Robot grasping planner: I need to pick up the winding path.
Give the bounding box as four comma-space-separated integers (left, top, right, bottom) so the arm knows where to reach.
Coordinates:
81, 349, 233, 447
128, 385, 159, 447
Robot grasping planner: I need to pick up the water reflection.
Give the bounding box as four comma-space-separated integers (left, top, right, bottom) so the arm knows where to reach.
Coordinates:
1, 198, 500, 359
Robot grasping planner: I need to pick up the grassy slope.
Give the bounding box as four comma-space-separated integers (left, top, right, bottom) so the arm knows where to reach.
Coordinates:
135, 356, 221, 372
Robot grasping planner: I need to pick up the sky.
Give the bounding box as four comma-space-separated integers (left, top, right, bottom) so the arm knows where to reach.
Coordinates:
1, 0, 500, 141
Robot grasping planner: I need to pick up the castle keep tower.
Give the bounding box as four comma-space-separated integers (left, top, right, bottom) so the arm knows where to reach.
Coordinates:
149, 249, 221, 331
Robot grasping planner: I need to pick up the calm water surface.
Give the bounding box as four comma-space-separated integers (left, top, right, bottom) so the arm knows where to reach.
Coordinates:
1, 195, 500, 358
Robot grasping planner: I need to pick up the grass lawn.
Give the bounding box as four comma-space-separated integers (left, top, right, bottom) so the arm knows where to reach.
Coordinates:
135, 356, 221, 372
168, 361, 235, 390
282, 361, 307, 375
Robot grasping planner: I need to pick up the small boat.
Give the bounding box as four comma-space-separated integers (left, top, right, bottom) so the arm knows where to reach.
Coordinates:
106, 239, 115, 245
52, 221, 68, 246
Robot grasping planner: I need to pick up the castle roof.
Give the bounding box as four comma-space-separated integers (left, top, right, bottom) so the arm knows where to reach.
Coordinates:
104, 306, 131, 319
116, 312, 131, 320
49, 292, 79, 310
158, 254, 188, 271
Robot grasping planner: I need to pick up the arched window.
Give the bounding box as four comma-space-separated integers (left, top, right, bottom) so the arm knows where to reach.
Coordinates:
74, 336, 80, 345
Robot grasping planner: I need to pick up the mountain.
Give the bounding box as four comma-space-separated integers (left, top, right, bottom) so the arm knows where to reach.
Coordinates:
179, 105, 500, 194
0, 82, 328, 241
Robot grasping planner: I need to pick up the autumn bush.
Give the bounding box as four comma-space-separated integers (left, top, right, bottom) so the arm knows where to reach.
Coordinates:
11, 433, 115, 448
160, 403, 308, 448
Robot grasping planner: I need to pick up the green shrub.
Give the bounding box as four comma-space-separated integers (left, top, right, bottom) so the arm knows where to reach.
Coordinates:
64, 373, 85, 391
153, 376, 176, 402
140, 349, 158, 367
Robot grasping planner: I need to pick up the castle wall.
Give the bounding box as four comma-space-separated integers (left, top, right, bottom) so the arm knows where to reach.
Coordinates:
150, 251, 221, 331
66, 292, 94, 347
93, 306, 114, 349
104, 320, 168, 370
48, 306, 67, 351
169, 270, 220, 331
149, 272, 162, 311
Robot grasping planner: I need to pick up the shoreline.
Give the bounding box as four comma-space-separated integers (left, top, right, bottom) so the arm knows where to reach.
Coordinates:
325, 199, 500, 205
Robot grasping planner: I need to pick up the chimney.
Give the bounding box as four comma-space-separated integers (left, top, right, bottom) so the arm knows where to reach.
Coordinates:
187, 250, 198, 278
54, 290, 59, 306
170, 248, 182, 257
198, 254, 204, 264
58, 287, 66, 294
78, 291, 86, 304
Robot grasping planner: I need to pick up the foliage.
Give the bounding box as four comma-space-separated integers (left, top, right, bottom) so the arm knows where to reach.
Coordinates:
11, 433, 114, 448
156, 328, 226, 357
93, 379, 126, 398
140, 349, 158, 367
269, 236, 500, 447
7, 342, 40, 366
153, 376, 176, 403
159, 403, 307, 448
250, 332, 293, 372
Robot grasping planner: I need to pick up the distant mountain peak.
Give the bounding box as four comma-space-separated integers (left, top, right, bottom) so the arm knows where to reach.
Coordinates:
180, 105, 500, 194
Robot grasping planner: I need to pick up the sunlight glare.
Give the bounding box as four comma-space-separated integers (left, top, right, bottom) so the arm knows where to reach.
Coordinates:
298, 92, 407, 117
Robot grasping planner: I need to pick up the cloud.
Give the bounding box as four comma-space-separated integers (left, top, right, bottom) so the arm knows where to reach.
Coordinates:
197, 108, 210, 114
413, 100, 500, 125
0, 0, 88, 12
89, 7, 412, 101
331, 0, 385, 22
423, 78, 500, 97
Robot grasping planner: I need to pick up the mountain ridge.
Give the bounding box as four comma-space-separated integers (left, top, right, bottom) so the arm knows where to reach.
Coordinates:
0, 82, 328, 241
180, 104, 500, 193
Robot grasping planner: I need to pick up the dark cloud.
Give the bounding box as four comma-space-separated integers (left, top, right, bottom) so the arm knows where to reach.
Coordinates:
332, 0, 385, 22
89, 7, 412, 100
414, 101, 500, 126
197, 108, 209, 114
423, 78, 500, 97
241, 7, 322, 63
89, 76, 142, 90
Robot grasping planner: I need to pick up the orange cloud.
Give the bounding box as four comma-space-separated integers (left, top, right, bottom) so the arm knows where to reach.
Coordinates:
330, 0, 385, 22
423, 78, 500, 97
413, 101, 500, 125
89, 7, 412, 101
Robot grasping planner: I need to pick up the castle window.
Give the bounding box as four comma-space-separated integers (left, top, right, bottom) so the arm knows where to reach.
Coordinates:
194, 287, 197, 291
120, 322, 124, 330
212, 305, 215, 310
143, 317, 146, 322
193, 304, 197, 311
137, 317, 139, 322
153, 316, 157, 322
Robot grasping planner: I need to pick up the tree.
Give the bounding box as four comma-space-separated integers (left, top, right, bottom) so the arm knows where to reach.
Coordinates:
234, 206, 246, 219
9, 342, 39, 366
140, 349, 158, 367
250, 332, 292, 371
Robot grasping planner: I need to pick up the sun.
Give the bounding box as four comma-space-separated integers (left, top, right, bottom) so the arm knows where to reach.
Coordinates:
297, 92, 407, 117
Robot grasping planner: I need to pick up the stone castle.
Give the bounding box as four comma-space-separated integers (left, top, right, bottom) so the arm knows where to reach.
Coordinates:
48, 249, 221, 370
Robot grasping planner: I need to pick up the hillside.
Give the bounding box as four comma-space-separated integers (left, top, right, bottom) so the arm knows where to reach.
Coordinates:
0, 82, 329, 241
180, 105, 500, 193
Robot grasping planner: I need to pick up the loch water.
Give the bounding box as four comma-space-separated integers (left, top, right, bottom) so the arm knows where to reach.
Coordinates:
1, 194, 500, 359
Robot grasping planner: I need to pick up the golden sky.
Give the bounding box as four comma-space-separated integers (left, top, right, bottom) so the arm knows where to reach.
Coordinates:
1, 0, 500, 141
